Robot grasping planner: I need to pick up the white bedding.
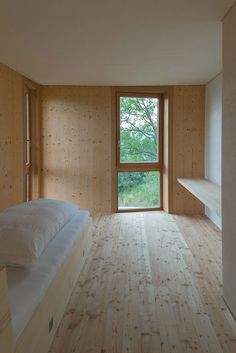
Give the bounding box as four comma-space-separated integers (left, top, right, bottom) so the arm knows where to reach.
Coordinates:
7, 210, 90, 341
0, 198, 80, 266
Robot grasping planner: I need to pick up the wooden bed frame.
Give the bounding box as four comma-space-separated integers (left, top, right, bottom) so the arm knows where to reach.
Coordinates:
0, 217, 93, 353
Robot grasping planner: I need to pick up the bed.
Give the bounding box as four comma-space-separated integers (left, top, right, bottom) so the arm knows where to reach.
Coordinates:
0, 199, 93, 353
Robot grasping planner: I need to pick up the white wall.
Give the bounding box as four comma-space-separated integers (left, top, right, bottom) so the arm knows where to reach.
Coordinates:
205, 74, 222, 229
222, 2, 236, 319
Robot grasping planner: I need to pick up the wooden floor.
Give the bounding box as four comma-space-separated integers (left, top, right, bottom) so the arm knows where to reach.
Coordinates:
49, 212, 236, 353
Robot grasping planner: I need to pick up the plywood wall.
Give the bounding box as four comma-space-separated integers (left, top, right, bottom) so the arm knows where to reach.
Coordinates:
0, 64, 24, 211
40, 85, 204, 214
40, 86, 112, 213
171, 86, 205, 214
0, 66, 204, 215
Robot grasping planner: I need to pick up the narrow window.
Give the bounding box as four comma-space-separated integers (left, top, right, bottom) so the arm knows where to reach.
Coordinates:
116, 93, 163, 211
24, 87, 31, 201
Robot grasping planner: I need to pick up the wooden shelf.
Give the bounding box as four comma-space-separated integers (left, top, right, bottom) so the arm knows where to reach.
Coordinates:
177, 178, 221, 216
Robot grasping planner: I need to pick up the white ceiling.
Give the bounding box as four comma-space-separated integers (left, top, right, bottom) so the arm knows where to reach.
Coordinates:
0, 0, 234, 85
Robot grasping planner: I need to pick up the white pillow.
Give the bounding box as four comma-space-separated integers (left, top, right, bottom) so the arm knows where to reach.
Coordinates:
0, 199, 79, 267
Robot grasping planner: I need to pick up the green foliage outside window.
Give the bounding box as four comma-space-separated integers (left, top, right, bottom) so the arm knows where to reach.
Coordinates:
118, 172, 160, 208
120, 96, 158, 163
118, 97, 160, 209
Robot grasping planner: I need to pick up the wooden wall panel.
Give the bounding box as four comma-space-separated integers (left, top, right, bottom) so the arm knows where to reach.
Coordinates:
40, 86, 112, 213
163, 90, 173, 213
40, 85, 204, 215
0, 63, 24, 211
0, 62, 205, 215
171, 85, 205, 214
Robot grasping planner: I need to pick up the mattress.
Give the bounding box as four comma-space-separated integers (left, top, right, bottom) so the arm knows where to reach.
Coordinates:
6, 210, 90, 341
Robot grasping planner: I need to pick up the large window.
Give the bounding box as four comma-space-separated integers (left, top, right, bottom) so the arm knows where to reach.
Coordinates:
116, 93, 163, 211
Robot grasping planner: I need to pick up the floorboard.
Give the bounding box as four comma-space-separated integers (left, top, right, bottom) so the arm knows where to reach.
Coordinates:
49, 212, 236, 353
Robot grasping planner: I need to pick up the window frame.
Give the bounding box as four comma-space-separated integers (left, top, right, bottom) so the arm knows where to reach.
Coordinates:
23, 85, 31, 201
23, 79, 40, 202
116, 92, 163, 212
